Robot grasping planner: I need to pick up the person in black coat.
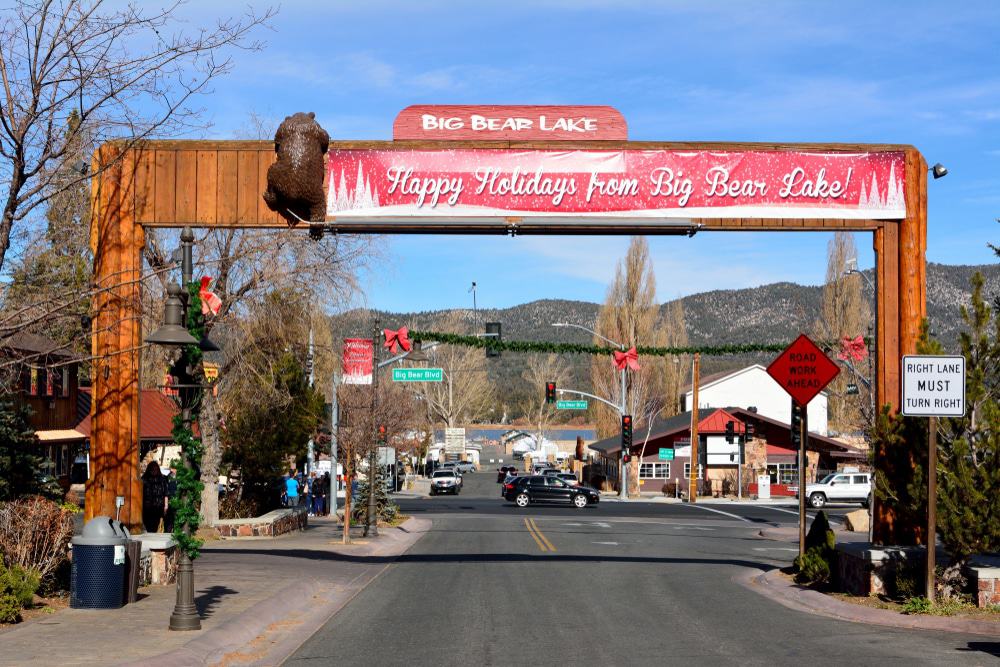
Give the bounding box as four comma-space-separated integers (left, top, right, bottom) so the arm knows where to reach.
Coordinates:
142, 461, 169, 533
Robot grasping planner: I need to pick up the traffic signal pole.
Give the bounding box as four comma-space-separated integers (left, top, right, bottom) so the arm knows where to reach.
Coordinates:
620, 362, 627, 500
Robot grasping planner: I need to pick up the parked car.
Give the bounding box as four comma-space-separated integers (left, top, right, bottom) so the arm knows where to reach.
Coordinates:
503, 475, 600, 508
531, 462, 555, 474
454, 461, 477, 474
554, 472, 579, 486
430, 470, 461, 495
791, 472, 871, 508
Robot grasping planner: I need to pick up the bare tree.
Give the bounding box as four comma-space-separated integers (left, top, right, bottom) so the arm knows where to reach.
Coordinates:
814, 232, 872, 434
659, 300, 689, 417
520, 353, 572, 447
414, 313, 495, 428
590, 236, 669, 438
335, 381, 418, 543
0, 0, 274, 275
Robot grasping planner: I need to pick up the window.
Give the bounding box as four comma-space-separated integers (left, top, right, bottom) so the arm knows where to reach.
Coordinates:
27, 367, 40, 396
62, 367, 71, 397
639, 463, 670, 479
683, 463, 704, 479
776, 463, 798, 485
46, 369, 58, 397
853, 475, 868, 484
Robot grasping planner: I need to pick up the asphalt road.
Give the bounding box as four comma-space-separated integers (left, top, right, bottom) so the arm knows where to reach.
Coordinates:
286, 472, 998, 666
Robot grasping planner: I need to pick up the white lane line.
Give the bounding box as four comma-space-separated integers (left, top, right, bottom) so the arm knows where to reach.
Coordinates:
756, 505, 843, 526
683, 504, 751, 522
561, 523, 585, 527
592, 541, 620, 546
752, 547, 799, 552
669, 525, 715, 531
591, 522, 612, 528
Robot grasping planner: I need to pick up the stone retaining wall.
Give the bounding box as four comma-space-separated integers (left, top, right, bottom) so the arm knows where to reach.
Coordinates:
215, 507, 308, 538
968, 555, 1000, 608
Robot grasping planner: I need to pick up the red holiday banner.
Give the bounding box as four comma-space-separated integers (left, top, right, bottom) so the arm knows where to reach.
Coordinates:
326, 149, 906, 224
342, 338, 374, 385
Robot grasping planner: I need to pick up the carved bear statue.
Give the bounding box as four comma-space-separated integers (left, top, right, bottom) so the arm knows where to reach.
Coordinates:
262, 112, 330, 224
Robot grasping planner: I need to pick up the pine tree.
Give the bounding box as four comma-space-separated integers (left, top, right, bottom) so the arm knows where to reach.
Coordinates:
935, 273, 1000, 567
0, 401, 61, 501
351, 464, 397, 525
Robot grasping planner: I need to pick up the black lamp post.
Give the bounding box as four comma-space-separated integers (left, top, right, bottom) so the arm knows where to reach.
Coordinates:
145, 226, 213, 632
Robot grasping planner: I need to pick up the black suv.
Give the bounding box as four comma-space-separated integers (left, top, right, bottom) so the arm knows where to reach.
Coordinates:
503, 475, 600, 509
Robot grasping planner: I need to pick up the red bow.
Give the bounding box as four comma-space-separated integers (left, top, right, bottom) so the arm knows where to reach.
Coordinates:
613, 347, 641, 371
837, 335, 868, 362
383, 327, 412, 354
199, 276, 222, 316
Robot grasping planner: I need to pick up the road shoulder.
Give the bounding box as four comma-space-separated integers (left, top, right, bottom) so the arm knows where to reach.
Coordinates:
739, 567, 1000, 638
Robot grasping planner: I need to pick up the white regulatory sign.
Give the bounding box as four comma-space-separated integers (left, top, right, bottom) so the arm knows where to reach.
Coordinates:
901, 355, 965, 417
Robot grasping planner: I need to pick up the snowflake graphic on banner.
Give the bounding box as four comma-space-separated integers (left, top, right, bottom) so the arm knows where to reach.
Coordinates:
858, 162, 904, 211
327, 162, 380, 213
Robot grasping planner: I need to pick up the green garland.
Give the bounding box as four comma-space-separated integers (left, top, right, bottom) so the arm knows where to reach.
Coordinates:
410, 330, 788, 357
409, 330, 873, 358
167, 282, 207, 559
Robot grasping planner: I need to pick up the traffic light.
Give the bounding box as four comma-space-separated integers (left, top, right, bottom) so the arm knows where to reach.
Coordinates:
545, 381, 556, 404
725, 420, 735, 444
621, 414, 633, 450
745, 421, 755, 443
377, 424, 387, 446
485, 322, 502, 358
790, 401, 803, 448
622, 453, 631, 464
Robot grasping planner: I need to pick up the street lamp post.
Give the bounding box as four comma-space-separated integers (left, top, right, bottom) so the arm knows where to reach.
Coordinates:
553, 322, 629, 499
146, 226, 208, 632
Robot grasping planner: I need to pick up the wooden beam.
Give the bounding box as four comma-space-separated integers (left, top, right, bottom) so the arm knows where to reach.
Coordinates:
86, 146, 144, 530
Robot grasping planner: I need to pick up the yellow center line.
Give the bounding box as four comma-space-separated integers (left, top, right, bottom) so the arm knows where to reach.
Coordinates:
529, 518, 557, 552
524, 517, 548, 552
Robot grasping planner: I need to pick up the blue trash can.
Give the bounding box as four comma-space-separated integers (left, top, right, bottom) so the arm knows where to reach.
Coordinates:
71, 516, 127, 609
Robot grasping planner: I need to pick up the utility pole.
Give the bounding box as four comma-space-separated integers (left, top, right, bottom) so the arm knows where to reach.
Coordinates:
688, 353, 700, 503
330, 374, 339, 519
365, 322, 380, 538
306, 326, 315, 475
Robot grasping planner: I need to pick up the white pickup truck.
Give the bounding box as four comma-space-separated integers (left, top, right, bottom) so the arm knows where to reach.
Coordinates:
792, 472, 872, 509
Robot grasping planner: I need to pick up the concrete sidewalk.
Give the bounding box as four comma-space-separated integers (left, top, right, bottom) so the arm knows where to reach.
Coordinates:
0, 516, 430, 667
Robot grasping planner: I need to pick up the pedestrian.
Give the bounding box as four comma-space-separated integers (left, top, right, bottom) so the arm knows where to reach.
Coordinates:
141, 461, 169, 533
313, 473, 327, 516
305, 472, 315, 515
163, 462, 178, 533
285, 469, 300, 507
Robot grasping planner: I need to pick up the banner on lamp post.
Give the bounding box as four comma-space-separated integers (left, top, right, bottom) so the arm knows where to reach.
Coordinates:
342, 338, 374, 385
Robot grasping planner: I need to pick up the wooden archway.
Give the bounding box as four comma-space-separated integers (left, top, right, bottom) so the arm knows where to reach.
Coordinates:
87, 139, 926, 545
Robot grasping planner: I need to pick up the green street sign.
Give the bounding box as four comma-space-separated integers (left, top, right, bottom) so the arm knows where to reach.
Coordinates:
658, 448, 675, 461
392, 367, 443, 382
556, 400, 588, 410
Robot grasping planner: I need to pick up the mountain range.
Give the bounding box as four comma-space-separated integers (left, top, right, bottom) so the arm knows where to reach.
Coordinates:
330, 262, 999, 414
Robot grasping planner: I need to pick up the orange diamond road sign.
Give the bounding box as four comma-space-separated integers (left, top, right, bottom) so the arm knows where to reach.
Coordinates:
766, 334, 840, 406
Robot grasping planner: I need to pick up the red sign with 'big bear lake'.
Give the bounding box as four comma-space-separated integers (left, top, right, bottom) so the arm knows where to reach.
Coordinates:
325, 148, 906, 227
393, 105, 628, 141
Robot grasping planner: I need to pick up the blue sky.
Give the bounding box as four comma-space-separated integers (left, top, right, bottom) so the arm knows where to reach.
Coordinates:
185, 1, 998, 311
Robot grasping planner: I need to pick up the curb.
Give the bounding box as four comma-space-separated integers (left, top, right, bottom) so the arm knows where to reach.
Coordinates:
740, 567, 1000, 638
127, 517, 432, 667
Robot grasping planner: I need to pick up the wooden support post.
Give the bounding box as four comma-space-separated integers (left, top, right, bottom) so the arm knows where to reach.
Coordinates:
688, 353, 700, 503
86, 146, 145, 530
872, 148, 928, 547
